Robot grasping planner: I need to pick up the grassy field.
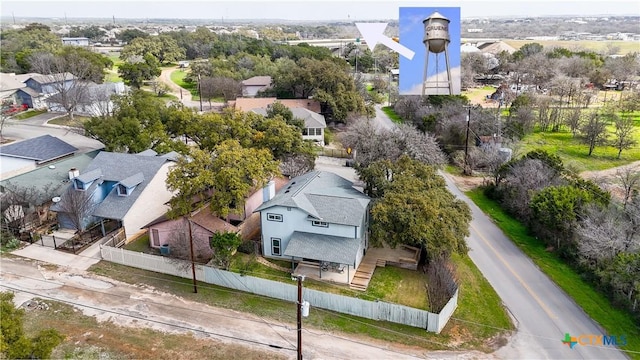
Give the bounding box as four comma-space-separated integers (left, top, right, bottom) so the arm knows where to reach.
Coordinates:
22, 298, 286, 359
89, 250, 512, 353
104, 52, 123, 83
170, 69, 198, 98
519, 127, 640, 171
47, 115, 91, 127
381, 106, 403, 124
11, 109, 47, 120
466, 189, 640, 358
504, 40, 640, 55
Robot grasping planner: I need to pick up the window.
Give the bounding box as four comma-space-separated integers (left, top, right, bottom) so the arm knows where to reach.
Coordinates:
267, 213, 282, 222
152, 229, 160, 246
302, 128, 308, 136
271, 238, 281, 256
312, 220, 328, 227
74, 179, 86, 190
117, 184, 128, 196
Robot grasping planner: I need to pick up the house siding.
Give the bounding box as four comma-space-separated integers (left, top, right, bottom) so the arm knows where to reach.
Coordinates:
242, 85, 267, 97
121, 162, 173, 240
149, 218, 214, 260
260, 205, 361, 259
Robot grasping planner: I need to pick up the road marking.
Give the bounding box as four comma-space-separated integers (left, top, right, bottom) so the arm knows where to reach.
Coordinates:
471, 223, 558, 320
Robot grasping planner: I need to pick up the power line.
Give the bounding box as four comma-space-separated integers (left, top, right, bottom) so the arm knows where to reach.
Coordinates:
0, 284, 297, 353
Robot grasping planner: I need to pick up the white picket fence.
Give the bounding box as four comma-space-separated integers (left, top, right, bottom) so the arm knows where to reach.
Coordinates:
100, 246, 458, 333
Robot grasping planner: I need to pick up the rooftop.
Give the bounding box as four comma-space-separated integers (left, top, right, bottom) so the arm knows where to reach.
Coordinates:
0, 135, 78, 163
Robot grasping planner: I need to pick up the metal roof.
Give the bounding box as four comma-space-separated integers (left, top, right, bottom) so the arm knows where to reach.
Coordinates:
283, 231, 361, 265
0, 135, 78, 163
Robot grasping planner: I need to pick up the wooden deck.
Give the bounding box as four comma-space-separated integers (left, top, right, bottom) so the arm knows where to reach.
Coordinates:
349, 245, 420, 291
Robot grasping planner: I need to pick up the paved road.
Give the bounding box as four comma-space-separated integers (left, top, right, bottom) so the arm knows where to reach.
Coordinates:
158, 67, 225, 111
367, 113, 628, 359
3, 119, 104, 153
440, 172, 627, 359
373, 104, 395, 130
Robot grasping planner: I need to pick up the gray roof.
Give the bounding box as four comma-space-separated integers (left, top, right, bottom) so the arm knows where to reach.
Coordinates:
119, 172, 144, 188
27, 73, 76, 85
75, 169, 102, 183
16, 87, 41, 98
251, 107, 326, 129
0, 150, 99, 204
255, 171, 369, 226
159, 151, 180, 161
137, 149, 158, 156
284, 231, 361, 265
78, 152, 169, 220
0, 73, 27, 92
0, 135, 78, 163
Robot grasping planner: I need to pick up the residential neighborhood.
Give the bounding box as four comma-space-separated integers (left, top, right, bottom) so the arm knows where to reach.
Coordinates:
0, 1, 639, 360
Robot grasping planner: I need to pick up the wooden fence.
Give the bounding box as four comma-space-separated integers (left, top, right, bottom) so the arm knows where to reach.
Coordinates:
99, 246, 458, 333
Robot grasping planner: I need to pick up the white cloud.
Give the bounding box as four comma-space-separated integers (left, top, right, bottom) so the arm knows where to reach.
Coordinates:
402, 66, 461, 95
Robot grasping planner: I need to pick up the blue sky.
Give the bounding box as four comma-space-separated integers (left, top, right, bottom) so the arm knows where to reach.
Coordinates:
399, 7, 461, 95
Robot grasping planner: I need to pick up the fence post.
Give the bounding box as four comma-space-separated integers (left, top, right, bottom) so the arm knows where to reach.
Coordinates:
41, 235, 45, 247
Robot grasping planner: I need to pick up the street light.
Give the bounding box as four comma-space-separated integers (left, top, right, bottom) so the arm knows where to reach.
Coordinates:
464, 106, 472, 175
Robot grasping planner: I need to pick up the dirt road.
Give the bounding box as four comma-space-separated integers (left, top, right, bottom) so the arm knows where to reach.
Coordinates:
158, 67, 225, 111
0, 256, 491, 360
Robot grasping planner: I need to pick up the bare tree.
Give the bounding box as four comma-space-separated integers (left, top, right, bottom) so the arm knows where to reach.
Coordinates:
564, 108, 583, 137
611, 114, 637, 159
579, 112, 608, 156
200, 76, 242, 103
425, 255, 458, 313
280, 153, 314, 178
616, 166, 640, 209
55, 186, 96, 232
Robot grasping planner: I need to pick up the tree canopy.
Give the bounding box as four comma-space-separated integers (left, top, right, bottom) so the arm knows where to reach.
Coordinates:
368, 156, 471, 260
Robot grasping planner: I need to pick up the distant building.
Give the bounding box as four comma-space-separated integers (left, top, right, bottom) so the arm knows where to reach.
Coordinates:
241, 76, 272, 97
61, 37, 90, 46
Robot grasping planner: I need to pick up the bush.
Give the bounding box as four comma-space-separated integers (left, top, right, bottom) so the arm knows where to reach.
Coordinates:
4, 238, 21, 250
237, 240, 256, 255
324, 127, 334, 146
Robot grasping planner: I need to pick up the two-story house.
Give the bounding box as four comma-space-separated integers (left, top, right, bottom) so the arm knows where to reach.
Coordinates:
251, 107, 327, 146
255, 171, 371, 281
51, 150, 176, 240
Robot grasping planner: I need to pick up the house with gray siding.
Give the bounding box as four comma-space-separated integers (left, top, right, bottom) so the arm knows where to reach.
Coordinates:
255, 171, 370, 282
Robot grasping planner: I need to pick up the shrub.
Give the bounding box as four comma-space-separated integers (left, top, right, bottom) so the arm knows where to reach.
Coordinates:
237, 240, 256, 255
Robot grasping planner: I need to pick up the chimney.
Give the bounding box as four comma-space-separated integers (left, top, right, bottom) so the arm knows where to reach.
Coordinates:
262, 180, 276, 202
68, 168, 80, 180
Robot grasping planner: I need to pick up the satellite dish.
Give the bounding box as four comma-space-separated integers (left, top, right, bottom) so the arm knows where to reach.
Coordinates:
52, 197, 61, 203
49, 165, 56, 169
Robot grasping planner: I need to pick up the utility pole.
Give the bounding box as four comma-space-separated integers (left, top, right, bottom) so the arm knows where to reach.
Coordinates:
296, 275, 309, 360
464, 106, 471, 175
187, 218, 197, 293
197, 74, 203, 112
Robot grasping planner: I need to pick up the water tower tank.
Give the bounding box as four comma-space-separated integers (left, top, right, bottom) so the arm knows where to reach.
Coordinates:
423, 11, 450, 54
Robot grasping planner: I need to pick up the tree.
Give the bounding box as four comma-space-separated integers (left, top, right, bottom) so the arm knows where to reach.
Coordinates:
120, 35, 185, 65
579, 112, 608, 156
29, 52, 94, 121
266, 101, 303, 129
84, 90, 181, 153
616, 166, 640, 209
0, 292, 64, 359
611, 113, 637, 159
117, 28, 149, 43
368, 156, 471, 260
199, 76, 241, 102
149, 78, 171, 97
0, 24, 60, 73
513, 42, 543, 60
56, 46, 113, 84
209, 231, 242, 270
118, 53, 161, 89
425, 256, 458, 313
68, 25, 105, 42
56, 186, 96, 232
166, 141, 280, 219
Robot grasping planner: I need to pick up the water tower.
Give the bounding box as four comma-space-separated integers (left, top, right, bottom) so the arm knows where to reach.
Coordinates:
422, 11, 453, 96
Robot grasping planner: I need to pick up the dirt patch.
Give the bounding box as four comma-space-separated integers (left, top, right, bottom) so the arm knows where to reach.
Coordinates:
449, 175, 487, 192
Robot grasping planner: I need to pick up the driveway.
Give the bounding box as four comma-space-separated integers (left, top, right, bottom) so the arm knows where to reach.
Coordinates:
9, 112, 64, 126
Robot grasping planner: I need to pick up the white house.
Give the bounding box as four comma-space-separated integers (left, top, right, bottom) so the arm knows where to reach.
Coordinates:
255, 171, 371, 277
251, 106, 327, 146
62, 37, 89, 46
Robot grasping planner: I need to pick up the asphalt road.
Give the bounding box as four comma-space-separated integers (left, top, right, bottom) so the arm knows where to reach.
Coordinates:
4, 116, 104, 153
440, 173, 628, 359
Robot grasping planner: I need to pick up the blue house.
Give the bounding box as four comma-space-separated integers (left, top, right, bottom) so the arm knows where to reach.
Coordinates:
24, 73, 76, 96
51, 151, 176, 240
255, 171, 371, 283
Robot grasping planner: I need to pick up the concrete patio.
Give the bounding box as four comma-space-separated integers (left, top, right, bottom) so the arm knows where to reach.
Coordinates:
292, 262, 356, 285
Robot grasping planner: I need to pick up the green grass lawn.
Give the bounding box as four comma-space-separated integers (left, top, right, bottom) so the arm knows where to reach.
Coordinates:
466, 189, 640, 358
124, 234, 150, 252
89, 257, 511, 352
104, 52, 124, 83
11, 109, 47, 120
170, 69, 197, 96
381, 106, 403, 124
519, 128, 640, 171
47, 115, 91, 127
